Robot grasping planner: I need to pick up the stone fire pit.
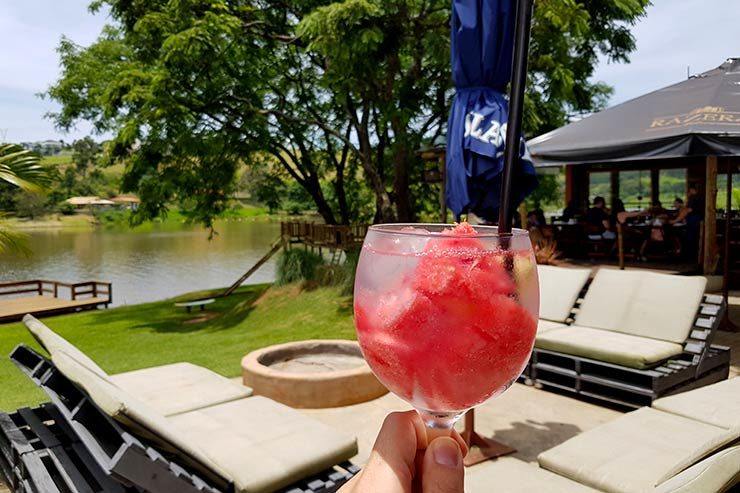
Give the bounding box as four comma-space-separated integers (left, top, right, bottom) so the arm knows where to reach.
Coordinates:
241, 340, 388, 408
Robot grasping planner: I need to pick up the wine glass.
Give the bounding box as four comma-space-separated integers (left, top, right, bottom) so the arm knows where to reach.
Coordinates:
353, 223, 539, 430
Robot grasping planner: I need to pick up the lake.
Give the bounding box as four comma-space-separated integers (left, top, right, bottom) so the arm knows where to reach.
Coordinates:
0, 221, 280, 307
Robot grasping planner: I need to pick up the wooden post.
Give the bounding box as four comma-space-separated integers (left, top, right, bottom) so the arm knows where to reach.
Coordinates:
722, 164, 739, 331
617, 223, 625, 270
565, 165, 574, 204
439, 153, 448, 223
651, 168, 660, 206
610, 170, 620, 208
519, 202, 528, 229
704, 156, 718, 275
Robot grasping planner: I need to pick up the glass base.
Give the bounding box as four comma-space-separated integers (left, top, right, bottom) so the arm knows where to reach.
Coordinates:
417, 409, 465, 430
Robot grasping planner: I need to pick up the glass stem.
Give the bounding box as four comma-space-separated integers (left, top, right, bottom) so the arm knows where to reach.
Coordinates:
417, 409, 463, 441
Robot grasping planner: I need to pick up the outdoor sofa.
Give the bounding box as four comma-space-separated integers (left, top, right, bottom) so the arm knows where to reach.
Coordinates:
527, 267, 731, 407
0, 316, 358, 493
466, 376, 740, 493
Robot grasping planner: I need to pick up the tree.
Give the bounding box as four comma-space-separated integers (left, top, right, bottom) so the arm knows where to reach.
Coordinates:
48, 0, 649, 227
71, 137, 101, 176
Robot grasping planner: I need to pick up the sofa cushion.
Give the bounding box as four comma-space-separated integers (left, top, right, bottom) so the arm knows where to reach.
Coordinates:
168, 397, 358, 493
23, 314, 108, 378
537, 266, 591, 323
466, 457, 599, 493
535, 326, 683, 369
653, 377, 740, 431
538, 407, 738, 493
574, 270, 706, 344
654, 444, 740, 493
537, 320, 567, 338
111, 363, 253, 417
52, 351, 231, 484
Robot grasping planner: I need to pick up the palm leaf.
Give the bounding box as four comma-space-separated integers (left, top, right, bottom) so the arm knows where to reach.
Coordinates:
0, 144, 49, 192
0, 219, 30, 256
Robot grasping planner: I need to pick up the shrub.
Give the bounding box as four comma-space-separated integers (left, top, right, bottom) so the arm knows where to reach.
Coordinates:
276, 249, 325, 285
341, 248, 361, 296
59, 202, 76, 215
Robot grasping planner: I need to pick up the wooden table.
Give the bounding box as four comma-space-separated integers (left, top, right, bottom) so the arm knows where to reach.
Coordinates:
174, 298, 215, 313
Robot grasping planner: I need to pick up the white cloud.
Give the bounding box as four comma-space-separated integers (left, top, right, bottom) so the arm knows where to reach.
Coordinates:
592, 0, 740, 105
0, 0, 109, 142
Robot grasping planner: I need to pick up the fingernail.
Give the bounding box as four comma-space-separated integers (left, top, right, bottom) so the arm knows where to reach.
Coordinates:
432, 438, 461, 468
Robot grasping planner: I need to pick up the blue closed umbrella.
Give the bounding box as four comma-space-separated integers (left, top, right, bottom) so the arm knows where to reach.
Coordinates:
446, 0, 537, 222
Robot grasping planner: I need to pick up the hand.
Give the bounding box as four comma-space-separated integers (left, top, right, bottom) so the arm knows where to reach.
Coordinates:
339, 411, 468, 493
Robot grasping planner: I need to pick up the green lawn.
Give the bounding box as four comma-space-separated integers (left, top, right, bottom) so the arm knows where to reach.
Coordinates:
0, 283, 356, 412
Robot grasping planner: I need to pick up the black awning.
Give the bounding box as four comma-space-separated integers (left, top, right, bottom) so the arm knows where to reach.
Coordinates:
529, 58, 740, 166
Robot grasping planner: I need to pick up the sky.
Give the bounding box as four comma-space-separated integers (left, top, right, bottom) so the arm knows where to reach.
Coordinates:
1, 0, 740, 143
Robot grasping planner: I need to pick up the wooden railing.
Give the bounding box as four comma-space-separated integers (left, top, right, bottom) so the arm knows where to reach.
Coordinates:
280, 222, 368, 250
0, 280, 112, 305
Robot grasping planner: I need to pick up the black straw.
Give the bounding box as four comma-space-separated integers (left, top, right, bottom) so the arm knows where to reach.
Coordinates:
498, 0, 534, 233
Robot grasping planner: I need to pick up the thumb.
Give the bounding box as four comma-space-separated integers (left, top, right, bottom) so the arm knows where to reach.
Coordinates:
422, 437, 464, 493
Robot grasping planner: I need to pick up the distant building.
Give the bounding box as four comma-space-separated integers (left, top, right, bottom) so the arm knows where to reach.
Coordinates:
21, 140, 65, 155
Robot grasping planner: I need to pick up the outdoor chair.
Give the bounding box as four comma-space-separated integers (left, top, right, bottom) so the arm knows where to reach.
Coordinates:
517, 265, 592, 384
528, 268, 731, 407
24, 315, 254, 416
465, 377, 740, 493
535, 265, 592, 334
1, 319, 359, 493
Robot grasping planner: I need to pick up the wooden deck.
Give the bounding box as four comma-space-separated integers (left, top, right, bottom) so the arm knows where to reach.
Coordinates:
0, 280, 111, 323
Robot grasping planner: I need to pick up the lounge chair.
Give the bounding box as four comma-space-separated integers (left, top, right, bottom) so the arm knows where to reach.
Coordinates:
24, 314, 253, 416
529, 269, 730, 407
3, 318, 359, 493
535, 265, 592, 334
465, 377, 740, 493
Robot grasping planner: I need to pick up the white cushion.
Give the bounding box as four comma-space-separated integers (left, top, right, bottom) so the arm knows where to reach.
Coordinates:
168, 397, 358, 493
654, 444, 740, 493
23, 314, 108, 378
53, 351, 357, 493
537, 320, 567, 338
538, 407, 738, 493
653, 377, 740, 431
537, 266, 591, 323
535, 326, 683, 369
574, 270, 706, 343
466, 457, 599, 492
111, 363, 253, 417
52, 351, 231, 484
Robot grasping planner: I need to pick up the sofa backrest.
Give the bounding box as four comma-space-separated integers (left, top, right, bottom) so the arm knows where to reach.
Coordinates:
574, 269, 706, 344
537, 266, 592, 323
24, 314, 109, 378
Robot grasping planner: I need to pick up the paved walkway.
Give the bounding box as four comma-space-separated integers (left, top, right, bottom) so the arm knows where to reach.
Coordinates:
301, 382, 621, 484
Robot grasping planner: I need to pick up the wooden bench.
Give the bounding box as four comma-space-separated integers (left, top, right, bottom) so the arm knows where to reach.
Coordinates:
175, 298, 215, 313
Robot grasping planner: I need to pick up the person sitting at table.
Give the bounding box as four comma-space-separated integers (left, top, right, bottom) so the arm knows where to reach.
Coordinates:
586, 196, 615, 240
671, 197, 686, 223
648, 200, 667, 217
611, 198, 644, 227
560, 200, 581, 223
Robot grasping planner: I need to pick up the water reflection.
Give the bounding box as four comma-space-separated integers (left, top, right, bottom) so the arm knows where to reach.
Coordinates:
0, 221, 280, 307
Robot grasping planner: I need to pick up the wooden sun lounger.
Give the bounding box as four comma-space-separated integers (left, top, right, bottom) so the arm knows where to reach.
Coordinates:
523, 268, 732, 408
4, 345, 359, 493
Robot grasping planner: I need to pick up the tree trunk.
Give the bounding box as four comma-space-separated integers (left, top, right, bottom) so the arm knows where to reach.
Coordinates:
304, 178, 337, 225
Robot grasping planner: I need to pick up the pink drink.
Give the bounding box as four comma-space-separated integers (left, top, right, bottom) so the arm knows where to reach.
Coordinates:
354, 223, 538, 414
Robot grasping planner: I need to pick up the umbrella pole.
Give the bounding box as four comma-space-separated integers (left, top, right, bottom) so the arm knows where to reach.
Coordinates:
498, 0, 535, 231
463, 0, 536, 467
